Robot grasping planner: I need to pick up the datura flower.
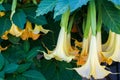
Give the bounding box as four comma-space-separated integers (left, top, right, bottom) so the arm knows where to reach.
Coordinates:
43, 27, 76, 63
102, 34, 120, 64
74, 35, 111, 79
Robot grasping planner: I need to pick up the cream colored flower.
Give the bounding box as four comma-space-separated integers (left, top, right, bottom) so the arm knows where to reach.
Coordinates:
43, 27, 76, 63
74, 35, 111, 79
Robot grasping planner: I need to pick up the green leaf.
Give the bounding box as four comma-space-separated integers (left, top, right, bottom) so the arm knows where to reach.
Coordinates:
16, 75, 26, 80
0, 4, 5, 11
0, 54, 4, 70
26, 47, 40, 61
23, 40, 30, 52
22, 70, 46, 80
8, 34, 20, 44
23, 7, 47, 25
36, 0, 57, 16
109, 0, 120, 6
0, 71, 4, 79
0, 17, 11, 36
40, 60, 82, 80
27, 15, 47, 25
102, 0, 120, 34
69, 0, 88, 12
12, 9, 26, 29
17, 63, 31, 73
4, 63, 19, 73
54, 0, 69, 18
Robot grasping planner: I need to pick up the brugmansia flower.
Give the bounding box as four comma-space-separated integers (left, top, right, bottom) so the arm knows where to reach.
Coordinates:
0, 12, 5, 17
74, 36, 111, 79
102, 33, 120, 64
21, 21, 49, 40
0, 45, 7, 51
43, 27, 75, 62
102, 31, 115, 51
1, 23, 23, 40
75, 36, 90, 66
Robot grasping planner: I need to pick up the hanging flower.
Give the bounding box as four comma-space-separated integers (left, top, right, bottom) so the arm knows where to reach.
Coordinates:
74, 35, 111, 79
1, 23, 23, 40
21, 21, 49, 40
43, 27, 76, 63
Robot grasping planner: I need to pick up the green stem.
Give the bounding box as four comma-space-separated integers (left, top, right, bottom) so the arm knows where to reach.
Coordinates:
97, 1, 102, 32
89, 0, 96, 36
10, 0, 17, 21
60, 9, 70, 31
67, 13, 76, 34
84, 6, 91, 38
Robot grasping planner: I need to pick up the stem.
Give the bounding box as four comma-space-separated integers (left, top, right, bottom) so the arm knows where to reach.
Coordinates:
89, 0, 96, 36
60, 9, 70, 32
10, 0, 17, 21
97, 1, 102, 32
84, 6, 91, 38
67, 13, 76, 34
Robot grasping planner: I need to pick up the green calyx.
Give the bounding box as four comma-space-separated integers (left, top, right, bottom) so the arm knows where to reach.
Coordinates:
83, 5, 91, 38
60, 9, 70, 32
97, 1, 102, 32
89, 0, 96, 36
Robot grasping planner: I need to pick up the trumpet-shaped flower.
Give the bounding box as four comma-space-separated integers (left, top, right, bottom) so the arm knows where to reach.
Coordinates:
0, 12, 5, 17
43, 27, 76, 63
74, 35, 111, 79
102, 34, 120, 64
102, 31, 115, 51
21, 21, 49, 40
1, 23, 23, 40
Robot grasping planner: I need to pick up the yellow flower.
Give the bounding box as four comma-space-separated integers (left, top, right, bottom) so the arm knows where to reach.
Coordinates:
0, 45, 7, 51
0, 12, 5, 17
21, 21, 49, 40
74, 35, 111, 79
1, 23, 23, 40
9, 23, 23, 37
43, 27, 76, 62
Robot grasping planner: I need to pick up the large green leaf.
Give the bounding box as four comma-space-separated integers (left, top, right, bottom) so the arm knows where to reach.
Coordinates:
23, 7, 47, 25
22, 70, 46, 80
12, 9, 26, 29
0, 17, 11, 36
40, 60, 82, 80
0, 54, 4, 70
4, 63, 19, 73
36, 0, 57, 16
0, 71, 4, 79
17, 63, 31, 73
102, 0, 120, 34
109, 0, 120, 5
0, 4, 5, 11
26, 47, 40, 61
69, 0, 88, 12
54, 0, 69, 18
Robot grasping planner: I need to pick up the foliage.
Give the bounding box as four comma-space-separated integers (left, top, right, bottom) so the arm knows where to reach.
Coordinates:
0, 0, 120, 80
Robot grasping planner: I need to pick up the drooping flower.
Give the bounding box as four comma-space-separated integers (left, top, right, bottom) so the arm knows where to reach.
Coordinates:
1, 23, 23, 40
74, 35, 111, 79
43, 27, 75, 62
21, 21, 49, 40
0, 45, 8, 51
0, 12, 5, 17
102, 34, 120, 64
